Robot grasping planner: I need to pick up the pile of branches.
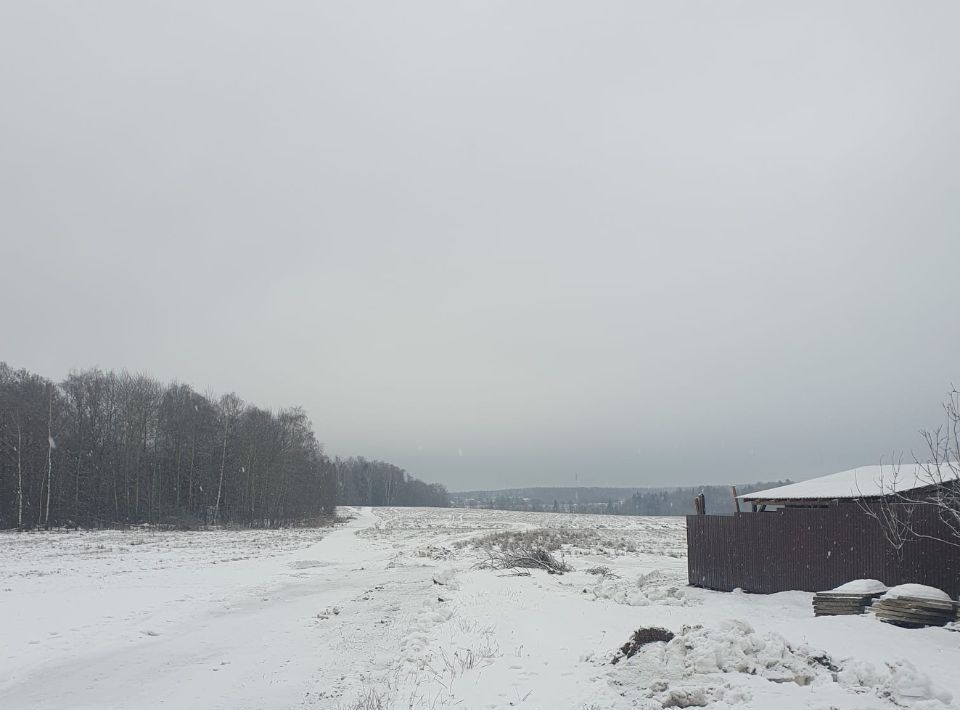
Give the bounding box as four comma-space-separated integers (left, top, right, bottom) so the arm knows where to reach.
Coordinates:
476, 541, 571, 575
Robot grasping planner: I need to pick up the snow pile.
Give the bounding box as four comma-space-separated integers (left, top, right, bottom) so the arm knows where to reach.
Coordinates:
831, 579, 888, 595
882, 584, 952, 602
589, 569, 690, 607
838, 660, 953, 708
879, 661, 955, 708
627, 620, 832, 686
615, 621, 952, 708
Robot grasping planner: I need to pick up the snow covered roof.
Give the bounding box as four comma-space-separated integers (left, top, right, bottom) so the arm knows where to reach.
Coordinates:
740, 464, 959, 502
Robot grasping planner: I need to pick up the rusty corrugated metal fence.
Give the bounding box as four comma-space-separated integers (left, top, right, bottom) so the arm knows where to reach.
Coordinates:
686, 505, 960, 598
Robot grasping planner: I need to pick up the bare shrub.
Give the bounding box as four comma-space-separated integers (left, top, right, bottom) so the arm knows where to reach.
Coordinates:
466, 528, 584, 574
585, 565, 618, 579
339, 687, 386, 710
611, 626, 675, 664
460, 527, 600, 553
476, 541, 571, 574
428, 640, 500, 688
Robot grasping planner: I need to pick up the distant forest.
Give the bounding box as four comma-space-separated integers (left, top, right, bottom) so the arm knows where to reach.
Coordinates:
451, 482, 790, 516
337, 457, 449, 508
0, 363, 449, 530
453, 487, 651, 506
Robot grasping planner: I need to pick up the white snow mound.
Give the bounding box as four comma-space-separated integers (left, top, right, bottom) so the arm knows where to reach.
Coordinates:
838, 659, 953, 707
619, 620, 952, 708
831, 579, 888, 595
882, 584, 952, 602
627, 620, 830, 686
590, 569, 689, 607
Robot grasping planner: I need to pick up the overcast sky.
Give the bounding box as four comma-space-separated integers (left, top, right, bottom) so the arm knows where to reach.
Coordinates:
2, 2, 959, 491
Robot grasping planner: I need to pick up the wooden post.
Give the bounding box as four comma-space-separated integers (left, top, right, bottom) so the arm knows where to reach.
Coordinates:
693, 492, 706, 515
731, 486, 741, 513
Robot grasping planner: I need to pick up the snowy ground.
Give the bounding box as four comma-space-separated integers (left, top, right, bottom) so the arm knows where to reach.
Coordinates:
1, 507, 958, 709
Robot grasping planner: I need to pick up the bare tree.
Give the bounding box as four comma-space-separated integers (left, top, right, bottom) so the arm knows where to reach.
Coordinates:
856, 458, 918, 565
860, 388, 960, 550
214, 393, 244, 525
913, 387, 960, 541
45, 383, 53, 529
16, 418, 23, 530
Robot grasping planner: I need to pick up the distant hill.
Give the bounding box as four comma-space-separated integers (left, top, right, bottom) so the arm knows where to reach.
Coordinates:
449, 481, 790, 516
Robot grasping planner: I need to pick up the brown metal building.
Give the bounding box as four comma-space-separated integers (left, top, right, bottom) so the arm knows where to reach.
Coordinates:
686, 464, 960, 598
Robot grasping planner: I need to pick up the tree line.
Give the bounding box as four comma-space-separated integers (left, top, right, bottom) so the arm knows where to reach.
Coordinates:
0, 363, 449, 530
335, 457, 450, 508
452, 481, 790, 516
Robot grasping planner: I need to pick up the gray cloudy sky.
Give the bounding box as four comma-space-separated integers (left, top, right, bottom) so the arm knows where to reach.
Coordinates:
2, 2, 959, 491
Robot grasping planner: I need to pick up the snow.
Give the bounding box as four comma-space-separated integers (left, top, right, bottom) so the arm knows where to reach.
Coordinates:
831, 579, 889, 595
741, 464, 960, 501
1, 507, 959, 709
882, 584, 954, 602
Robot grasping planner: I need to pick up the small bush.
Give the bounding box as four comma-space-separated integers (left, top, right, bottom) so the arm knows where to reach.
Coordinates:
340, 687, 386, 710
585, 565, 618, 578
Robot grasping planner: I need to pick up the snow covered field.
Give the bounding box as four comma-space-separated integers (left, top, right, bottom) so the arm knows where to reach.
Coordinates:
1, 507, 958, 709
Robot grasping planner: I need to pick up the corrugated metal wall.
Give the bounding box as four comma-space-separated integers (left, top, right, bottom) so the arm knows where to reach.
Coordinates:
686, 505, 960, 597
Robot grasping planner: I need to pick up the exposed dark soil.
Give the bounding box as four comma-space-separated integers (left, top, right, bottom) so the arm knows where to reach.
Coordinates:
611, 626, 675, 665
